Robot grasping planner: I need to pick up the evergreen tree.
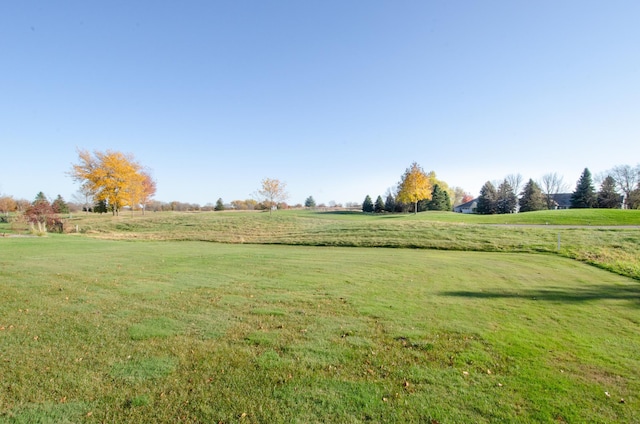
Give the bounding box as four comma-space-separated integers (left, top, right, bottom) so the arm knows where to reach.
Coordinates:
362, 195, 374, 213
417, 197, 429, 212
304, 196, 316, 208
94, 199, 108, 214
34, 192, 48, 204
426, 184, 451, 211
443, 190, 452, 211
52, 194, 70, 214
496, 179, 517, 214
571, 168, 597, 208
384, 194, 396, 213
476, 181, 497, 214
214, 198, 225, 211
519, 179, 546, 212
374, 196, 385, 213
394, 200, 407, 213
597, 176, 620, 208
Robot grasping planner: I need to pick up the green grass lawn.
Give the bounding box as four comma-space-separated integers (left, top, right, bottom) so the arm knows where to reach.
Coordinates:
1, 236, 639, 423
55, 209, 640, 280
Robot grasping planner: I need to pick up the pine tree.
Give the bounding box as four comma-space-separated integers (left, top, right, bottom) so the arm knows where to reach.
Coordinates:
476, 181, 497, 214
571, 168, 597, 208
362, 195, 374, 213
304, 196, 316, 208
374, 196, 385, 213
94, 200, 108, 214
426, 184, 451, 211
214, 198, 225, 211
440, 189, 452, 211
52, 194, 70, 214
519, 179, 546, 212
34, 192, 48, 204
384, 194, 396, 213
417, 197, 429, 212
496, 179, 517, 214
597, 176, 620, 208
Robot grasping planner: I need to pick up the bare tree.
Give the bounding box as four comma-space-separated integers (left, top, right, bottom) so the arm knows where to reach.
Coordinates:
609, 164, 640, 208
505, 174, 523, 198
72, 184, 95, 214
540, 173, 567, 209
256, 178, 288, 216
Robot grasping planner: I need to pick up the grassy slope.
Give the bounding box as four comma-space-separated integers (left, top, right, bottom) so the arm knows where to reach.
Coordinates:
62, 209, 640, 280
1, 237, 638, 423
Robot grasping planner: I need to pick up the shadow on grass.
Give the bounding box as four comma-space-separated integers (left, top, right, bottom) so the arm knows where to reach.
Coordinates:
442, 284, 640, 307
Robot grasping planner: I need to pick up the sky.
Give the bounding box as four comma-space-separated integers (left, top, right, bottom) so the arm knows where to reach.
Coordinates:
2, 1, 639, 206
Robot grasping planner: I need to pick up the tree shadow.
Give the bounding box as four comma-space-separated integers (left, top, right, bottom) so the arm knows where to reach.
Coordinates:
441, 284, 640, 308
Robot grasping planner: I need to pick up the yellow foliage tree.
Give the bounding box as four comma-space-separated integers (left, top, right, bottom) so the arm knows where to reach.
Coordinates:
70, 149, 149, 216
397, 162, 432, 214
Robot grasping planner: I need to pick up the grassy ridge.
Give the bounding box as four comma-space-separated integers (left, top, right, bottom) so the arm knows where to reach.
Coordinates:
63, 209, 640, 280
1, 237, 639, 423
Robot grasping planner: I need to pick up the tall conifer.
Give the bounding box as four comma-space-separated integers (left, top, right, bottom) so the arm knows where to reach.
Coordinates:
571, 168, 597, 208
519, 179, 546, 212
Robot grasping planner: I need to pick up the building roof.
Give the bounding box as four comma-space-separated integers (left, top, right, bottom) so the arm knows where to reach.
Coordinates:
551, 193, 573, 208
454, 198, 478, 210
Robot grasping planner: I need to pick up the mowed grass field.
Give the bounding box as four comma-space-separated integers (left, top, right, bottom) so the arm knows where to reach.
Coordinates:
63, 209, 640, 280
1, 210, 640, 423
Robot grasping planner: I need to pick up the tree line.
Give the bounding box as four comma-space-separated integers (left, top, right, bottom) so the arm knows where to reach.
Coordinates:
2, 154, 639, 232
0, 191, 70, 234
355, 162, 640, 215
475, 164, 640, 214
361, 162, 473, 214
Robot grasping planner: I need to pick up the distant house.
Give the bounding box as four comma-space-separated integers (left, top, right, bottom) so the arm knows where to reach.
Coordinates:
550, 193, 573, 209
454, 198, 478, 214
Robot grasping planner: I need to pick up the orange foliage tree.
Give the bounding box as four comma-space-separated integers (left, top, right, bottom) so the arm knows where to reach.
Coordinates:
139, 171, 157, 215
70, 149, 155, 215
0, 196, 17, 216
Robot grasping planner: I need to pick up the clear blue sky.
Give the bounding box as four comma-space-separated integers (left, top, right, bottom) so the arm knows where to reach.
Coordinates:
2, 1, 639, 206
